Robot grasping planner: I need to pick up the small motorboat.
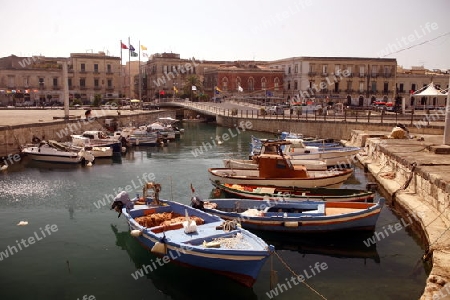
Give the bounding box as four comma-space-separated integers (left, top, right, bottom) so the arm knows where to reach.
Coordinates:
22, 140, 94, 164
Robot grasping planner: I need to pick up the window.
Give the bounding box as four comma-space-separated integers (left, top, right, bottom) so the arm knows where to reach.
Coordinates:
68, 78, 72, 87
309, 64, 315, 73
399, 83, 404, 92
221, 77, 228, 91
335, 65, 340, 75
384, 66, 391, 76
334, 82, 339, 92
80, 78, 86, 87
94, 64, 99, 73
274, 78, 279, 91
294, 80, 298, 90
346, 81, 352, 91
322, 65, 328, 75
248, 78, 254, 91
371, 65, 378, 76
347, 66, 352, 76
288, 66, 291, 74
94, 79, 99, 87
53, 78, 58, 87
294, 64, 298, 73
107, 79, 112, 87
287, 80, 291, 90
359, 65, 365, 76
23, 77, 29, 87
261, 78, 267, 89
411, 84, 416, 91
359, 82, 364, 92
81, 63, 85, 72
371, 81, 377, 92
383, 82, 389, 93
107, 64, 111, 73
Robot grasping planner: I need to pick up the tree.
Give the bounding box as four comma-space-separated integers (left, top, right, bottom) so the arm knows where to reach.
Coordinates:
93, 94, 102, 107
183, 75, 202, 101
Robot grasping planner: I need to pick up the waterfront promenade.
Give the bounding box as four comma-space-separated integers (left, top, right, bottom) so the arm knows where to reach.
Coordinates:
1, 106, 450, 299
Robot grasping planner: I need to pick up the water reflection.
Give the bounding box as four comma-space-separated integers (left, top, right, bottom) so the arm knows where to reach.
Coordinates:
110, 225, 258, 300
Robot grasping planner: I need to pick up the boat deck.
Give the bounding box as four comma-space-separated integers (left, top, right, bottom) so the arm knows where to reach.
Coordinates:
325, 207, 365, 215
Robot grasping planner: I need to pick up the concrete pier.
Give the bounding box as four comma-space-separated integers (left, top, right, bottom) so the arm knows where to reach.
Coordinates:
347, 130, 450, 300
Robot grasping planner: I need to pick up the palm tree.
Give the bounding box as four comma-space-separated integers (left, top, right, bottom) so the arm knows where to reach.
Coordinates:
183, 75, 203, 101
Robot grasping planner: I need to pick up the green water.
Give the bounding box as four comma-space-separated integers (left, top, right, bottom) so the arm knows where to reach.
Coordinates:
0, 123, 428, 300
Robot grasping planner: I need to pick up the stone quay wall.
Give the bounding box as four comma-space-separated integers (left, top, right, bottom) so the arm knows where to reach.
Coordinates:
0, 110, 175, 157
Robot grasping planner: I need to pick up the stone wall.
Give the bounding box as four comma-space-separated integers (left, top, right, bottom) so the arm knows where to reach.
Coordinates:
0, 111, 175, 157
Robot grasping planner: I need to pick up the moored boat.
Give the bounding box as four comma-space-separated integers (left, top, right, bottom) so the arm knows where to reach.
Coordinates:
209, 152, 353, 188
212, 182, 375, 202
110, 182, 274, 287
22, 140, 95, 164
195, 198, 384, 233
223, 157, 328, 171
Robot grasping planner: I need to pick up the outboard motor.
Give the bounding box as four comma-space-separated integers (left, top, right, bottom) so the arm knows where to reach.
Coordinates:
191, 196, 204, 210
111, 191, 133, 218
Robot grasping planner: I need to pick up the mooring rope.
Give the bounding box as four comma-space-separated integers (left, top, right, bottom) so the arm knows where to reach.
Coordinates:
273, 251, 328, 300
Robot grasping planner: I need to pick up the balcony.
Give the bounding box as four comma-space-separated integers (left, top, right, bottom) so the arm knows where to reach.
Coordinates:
80, 70, 86, 73
106, 70, 113, 75
94, 86, 102, 90
321, 73, 328, 77
359, 73, 365, 78
370, 73, 378, 78
93, 70, 100, 74
106, 86, 114, 91
345, 89, 353, 93
52, 86, 61, 90
80, 86, 87, 90
308, 72, 317, 76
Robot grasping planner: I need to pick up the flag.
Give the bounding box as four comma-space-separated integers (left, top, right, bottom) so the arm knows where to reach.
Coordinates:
129, 45, 135, 51
238, 85, 243, 92
173, 86, 178, 93
159, 90, 165, 95
141, 45, 147, 51
266, 90, 273, 97
121, 42, 128, 49
215, 86, 222, 92
131, 51, 138, 57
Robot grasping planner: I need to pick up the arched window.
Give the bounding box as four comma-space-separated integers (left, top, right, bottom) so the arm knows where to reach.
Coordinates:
221, 77, 228, 91
274, 78, 280, 91
261, 77, 267, 89
248, 77, 254, 91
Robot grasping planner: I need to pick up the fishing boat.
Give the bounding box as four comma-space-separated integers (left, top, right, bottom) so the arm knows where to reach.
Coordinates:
69, 135, 113, 158
209, 152, 353, 188
22, 140, 95, 164
195, 197, 384, 233
110, 182, 274, 287
211, 182, 375, 202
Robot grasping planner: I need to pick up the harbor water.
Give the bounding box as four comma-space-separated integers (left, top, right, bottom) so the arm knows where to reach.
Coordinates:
0, 123, 429, 300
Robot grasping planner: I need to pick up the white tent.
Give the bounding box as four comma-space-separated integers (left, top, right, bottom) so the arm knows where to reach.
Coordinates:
411, 82, 447, 109
412, 82, 446, 96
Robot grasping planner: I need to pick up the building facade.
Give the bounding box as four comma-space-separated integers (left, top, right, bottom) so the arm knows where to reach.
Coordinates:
266, 57, 398, 106
68, 52, 121, 103
396, 66, 449, 109
203, 61, 284, 101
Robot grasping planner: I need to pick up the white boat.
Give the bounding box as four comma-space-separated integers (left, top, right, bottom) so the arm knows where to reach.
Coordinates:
209, 153, 353, 188
70, 135, 113, 158
72, 131, 123, 153
223, 157, 328, 171
114, 126, 160, 146
22, 140, 94, 164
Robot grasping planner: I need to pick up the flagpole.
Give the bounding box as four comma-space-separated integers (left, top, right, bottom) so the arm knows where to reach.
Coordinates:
128, 37, 131, 99
139, 41, 142, 102
120, 40, 122, 100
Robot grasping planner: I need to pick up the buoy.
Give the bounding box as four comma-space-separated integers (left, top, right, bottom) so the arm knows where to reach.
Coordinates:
130, 229, 142, 237
87, 162, 92, 167
17, 221, 28, 226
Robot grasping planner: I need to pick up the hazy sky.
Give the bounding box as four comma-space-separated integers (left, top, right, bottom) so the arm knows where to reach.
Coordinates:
1, 0, 449, 70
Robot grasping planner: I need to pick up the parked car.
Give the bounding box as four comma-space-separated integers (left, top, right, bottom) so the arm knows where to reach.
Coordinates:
266, 106, 285, 115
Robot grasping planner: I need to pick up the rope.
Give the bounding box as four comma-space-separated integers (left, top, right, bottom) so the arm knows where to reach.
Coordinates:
273, 251, 328, 300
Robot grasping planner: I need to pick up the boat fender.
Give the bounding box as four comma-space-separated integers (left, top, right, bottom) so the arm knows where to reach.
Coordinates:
151, 236, 167, 255
284, 221, 299, 227
130, 230, 142, 237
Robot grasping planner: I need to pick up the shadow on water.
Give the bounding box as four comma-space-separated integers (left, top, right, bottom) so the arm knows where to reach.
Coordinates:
252, 230, 380, 263
110, 225, 258, 300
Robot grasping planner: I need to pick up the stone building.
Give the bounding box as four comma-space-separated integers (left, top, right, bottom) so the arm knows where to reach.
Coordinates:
203, 61, 285, 102
266, 56, 397, 106
0, 52, 121, 106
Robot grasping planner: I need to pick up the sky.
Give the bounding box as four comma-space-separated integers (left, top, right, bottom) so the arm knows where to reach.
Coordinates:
1, 0, 449, 70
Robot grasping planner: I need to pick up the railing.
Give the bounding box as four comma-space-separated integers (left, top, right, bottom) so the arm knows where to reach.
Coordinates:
169, 100, 446, 128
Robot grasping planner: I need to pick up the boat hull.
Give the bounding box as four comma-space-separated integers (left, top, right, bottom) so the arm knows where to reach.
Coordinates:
223, 158, 328, 171
22, 146, 83, 164
122, 200, 273, 287
202, 198, 384, 233
213, 183, 375, 202
208, 168, 353, 188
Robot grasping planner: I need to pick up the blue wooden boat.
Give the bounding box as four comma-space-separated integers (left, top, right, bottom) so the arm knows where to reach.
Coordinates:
111, 183, 274, 287
196, 198, 384, 233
